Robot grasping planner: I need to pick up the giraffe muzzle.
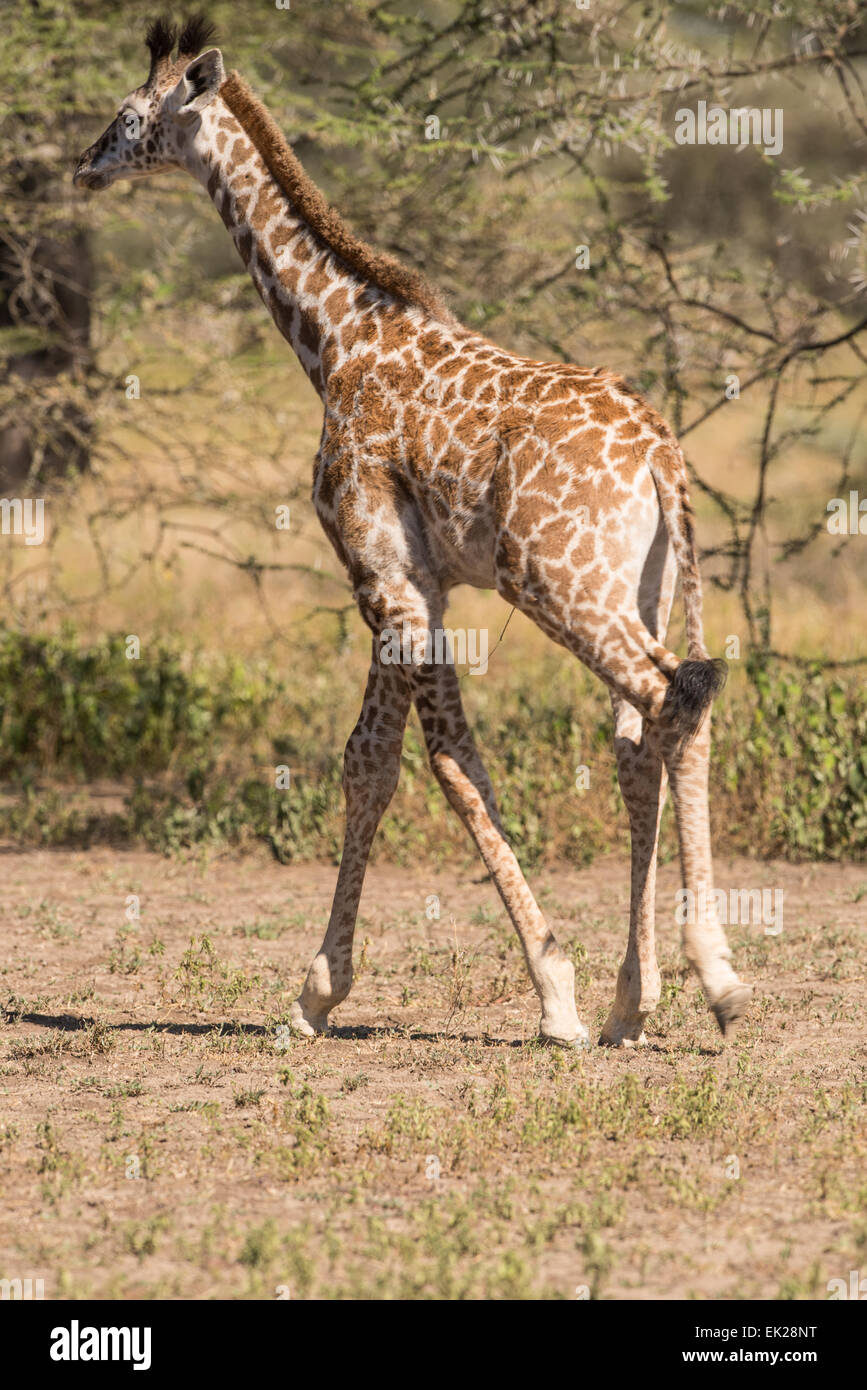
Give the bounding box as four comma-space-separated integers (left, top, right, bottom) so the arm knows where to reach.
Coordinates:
72, 153, 111, 191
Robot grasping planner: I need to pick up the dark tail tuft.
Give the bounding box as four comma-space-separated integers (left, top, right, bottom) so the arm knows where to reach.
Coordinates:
667, 658, 727, 736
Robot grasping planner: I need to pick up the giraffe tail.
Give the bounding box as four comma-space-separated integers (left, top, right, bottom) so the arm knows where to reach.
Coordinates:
648, 438, 727, 729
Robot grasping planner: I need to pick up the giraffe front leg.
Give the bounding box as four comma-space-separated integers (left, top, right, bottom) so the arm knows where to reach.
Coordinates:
290, 652, 410, 1037
599, 699, 666, 1048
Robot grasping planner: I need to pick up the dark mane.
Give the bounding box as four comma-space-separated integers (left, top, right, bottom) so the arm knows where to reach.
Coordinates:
219, 70, 457, 327
178, 13, 218, 57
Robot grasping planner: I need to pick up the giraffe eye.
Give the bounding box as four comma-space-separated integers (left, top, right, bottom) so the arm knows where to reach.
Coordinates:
120, 109, 143, 140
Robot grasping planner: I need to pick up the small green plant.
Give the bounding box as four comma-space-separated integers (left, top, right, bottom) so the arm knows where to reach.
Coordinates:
234, 1087, 266, 1108
173, 935, 259, 1009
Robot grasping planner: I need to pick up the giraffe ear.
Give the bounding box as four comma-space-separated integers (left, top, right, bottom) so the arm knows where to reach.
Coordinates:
173, 48, 225, 119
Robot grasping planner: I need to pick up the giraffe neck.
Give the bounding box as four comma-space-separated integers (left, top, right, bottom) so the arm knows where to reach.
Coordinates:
188, 100, 379, 399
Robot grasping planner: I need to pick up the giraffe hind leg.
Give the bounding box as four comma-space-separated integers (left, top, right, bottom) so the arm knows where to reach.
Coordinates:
599, 696, 666, 1048
509, 599, 750, 1040
600, 521, 671, 1046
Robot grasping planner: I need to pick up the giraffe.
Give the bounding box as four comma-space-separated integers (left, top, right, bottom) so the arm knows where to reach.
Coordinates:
74, 16, 753, 1049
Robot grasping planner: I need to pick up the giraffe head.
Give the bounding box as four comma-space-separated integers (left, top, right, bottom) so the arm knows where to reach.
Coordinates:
73, 15, 224, 191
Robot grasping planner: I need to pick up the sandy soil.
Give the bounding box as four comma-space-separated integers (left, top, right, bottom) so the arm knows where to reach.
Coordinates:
0, 847, 864, 1299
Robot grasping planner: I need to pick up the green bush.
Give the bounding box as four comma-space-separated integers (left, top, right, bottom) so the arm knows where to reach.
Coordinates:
0, 629, 863, 862
0, 627, 280, 779
714, 664, 867, 861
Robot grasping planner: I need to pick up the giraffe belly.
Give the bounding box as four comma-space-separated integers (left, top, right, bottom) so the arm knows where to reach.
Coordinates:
418, 505, 499, 590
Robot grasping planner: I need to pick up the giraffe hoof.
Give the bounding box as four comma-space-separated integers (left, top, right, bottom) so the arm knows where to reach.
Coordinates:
711, 984, 753, 1038
598, 1007, 650, 1048
539, 1023, 592, 1051
598, 1028, 648, 1049
289, 998, 330, 1038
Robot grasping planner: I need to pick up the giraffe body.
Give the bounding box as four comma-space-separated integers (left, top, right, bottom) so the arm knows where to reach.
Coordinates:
74, 19, 752, 1048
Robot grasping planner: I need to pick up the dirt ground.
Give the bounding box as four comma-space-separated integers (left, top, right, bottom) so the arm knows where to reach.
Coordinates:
0, 846, 864, 1300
